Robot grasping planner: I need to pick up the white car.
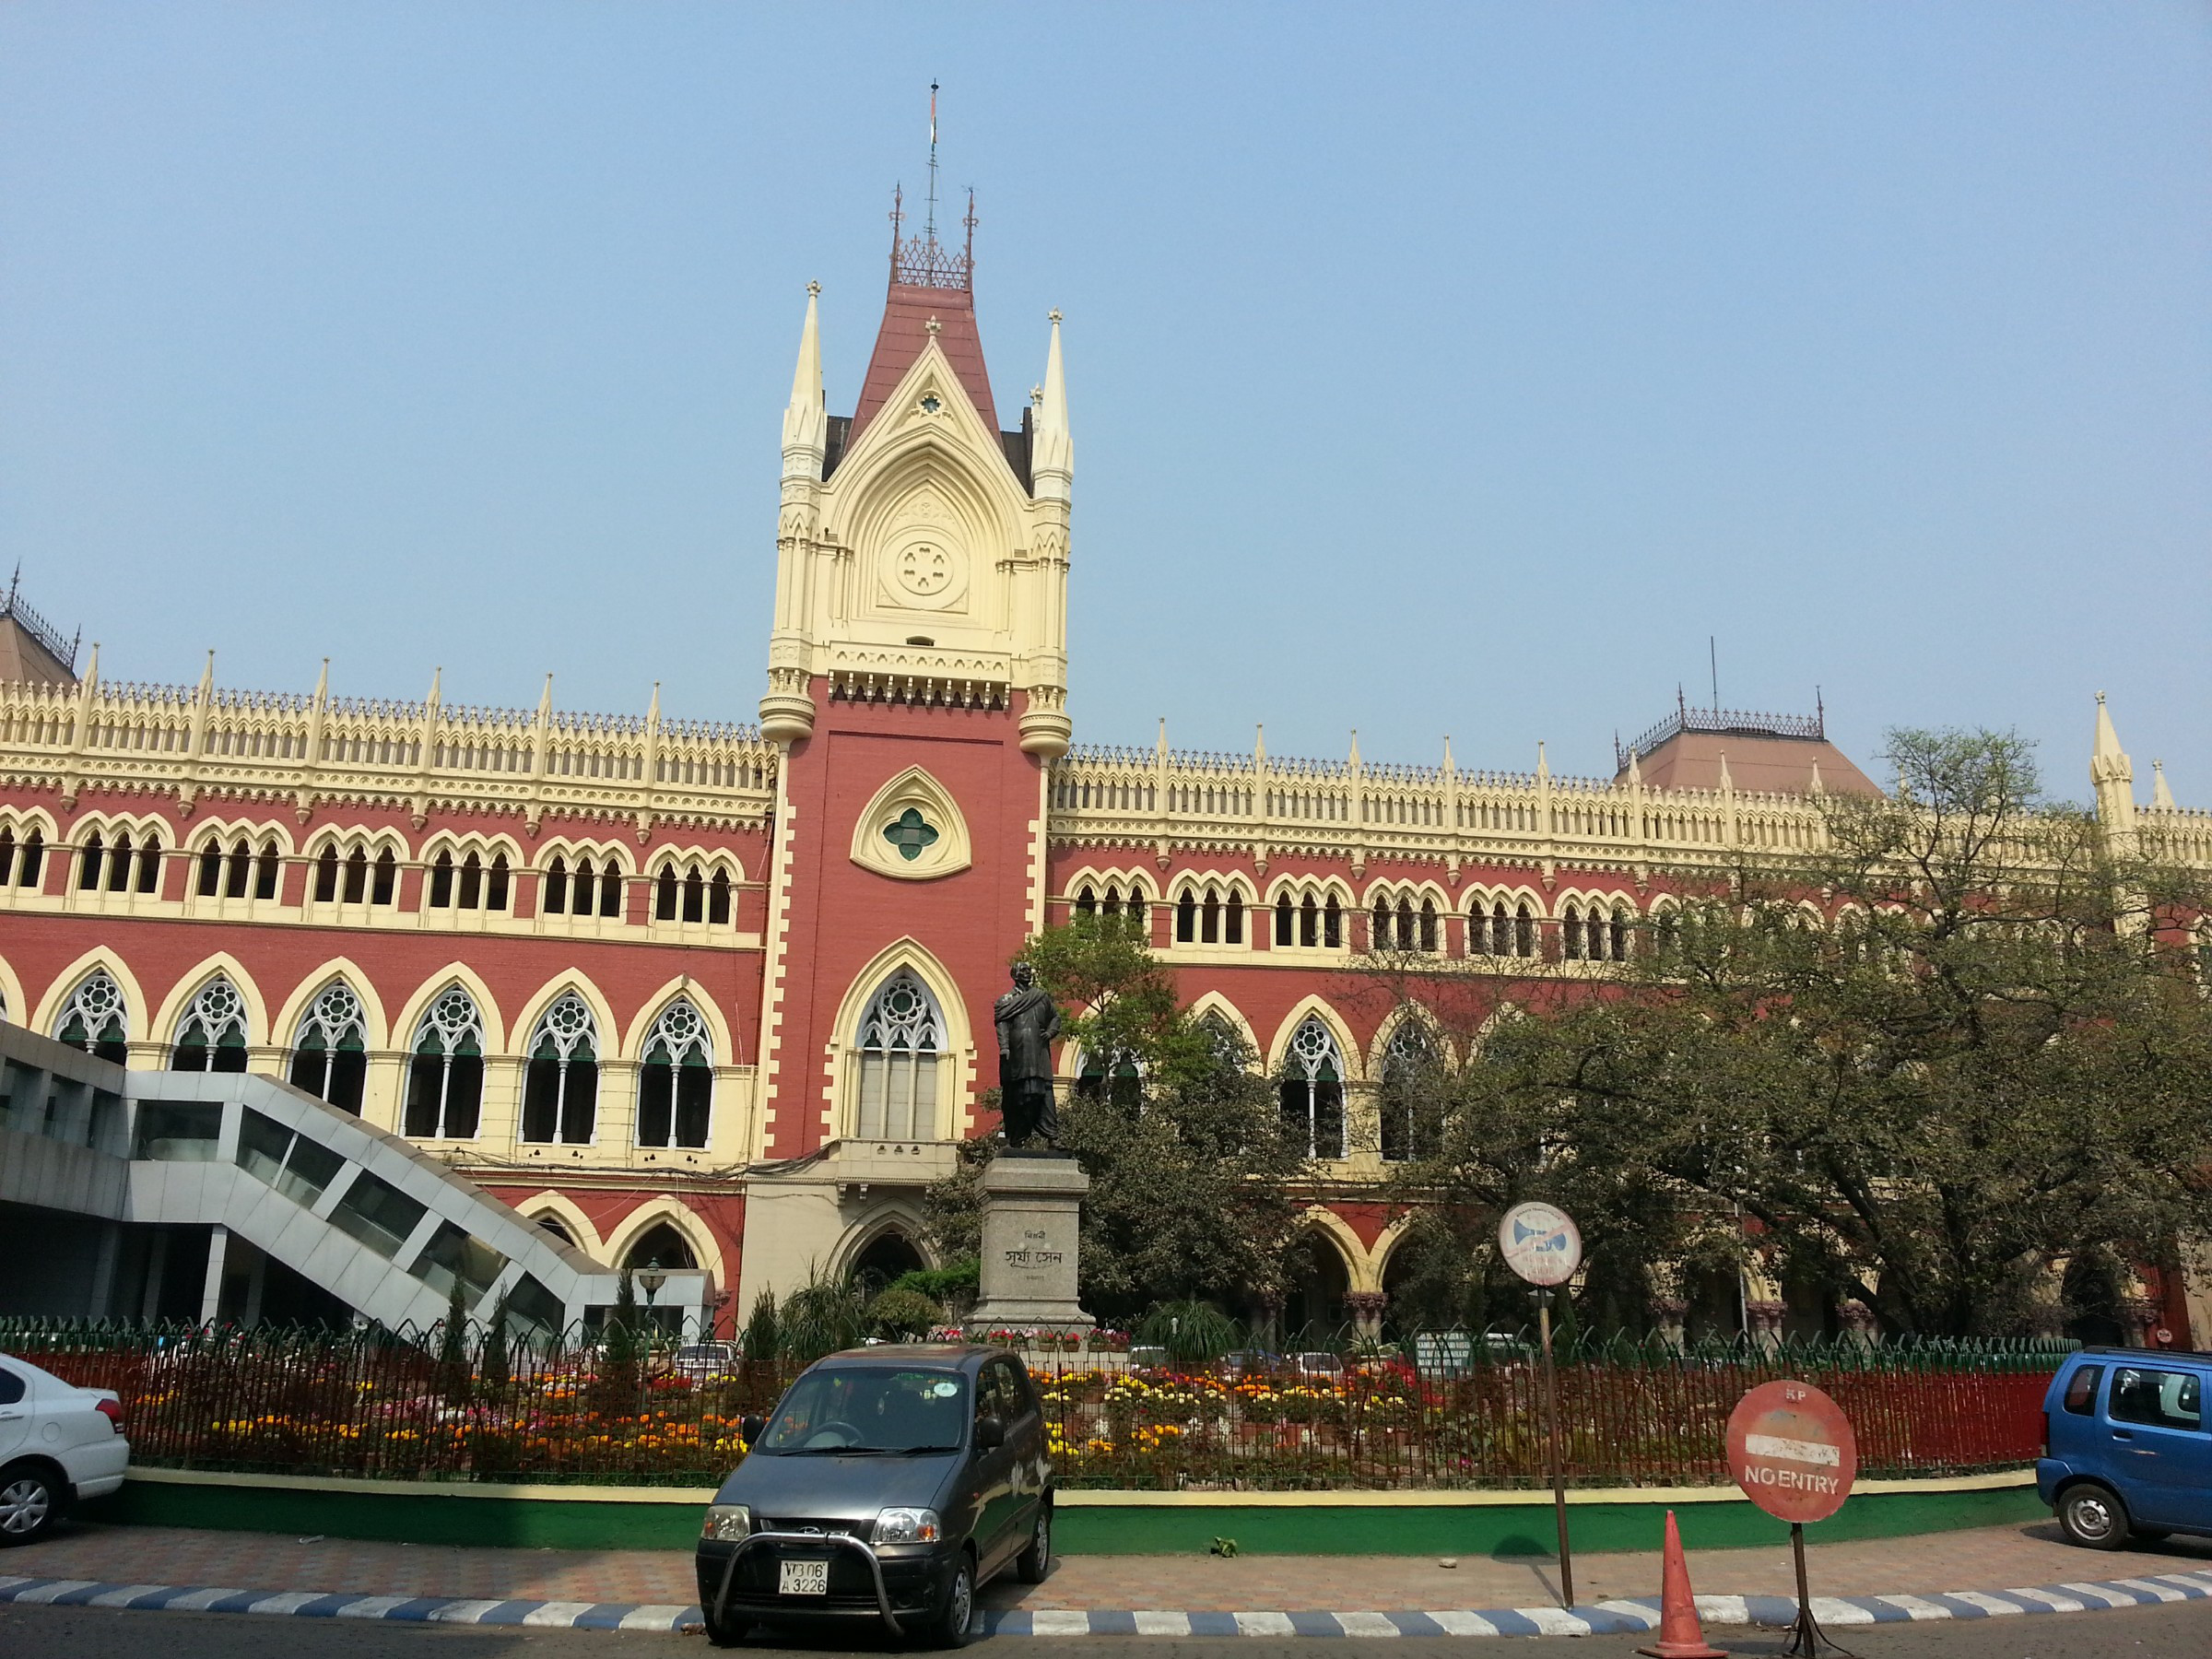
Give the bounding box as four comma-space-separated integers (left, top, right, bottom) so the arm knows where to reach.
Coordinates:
0, 1351, 129, 1546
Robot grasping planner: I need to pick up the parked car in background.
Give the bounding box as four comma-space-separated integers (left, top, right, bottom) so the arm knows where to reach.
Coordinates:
2040, 1346, 2212, 1549
673, 1343, 740, 1382
694, 1345, 1052, 1648
0, 1351, 129, 1546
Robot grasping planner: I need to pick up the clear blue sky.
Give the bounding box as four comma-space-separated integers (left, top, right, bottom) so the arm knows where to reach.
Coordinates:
3, 4, 2206, 801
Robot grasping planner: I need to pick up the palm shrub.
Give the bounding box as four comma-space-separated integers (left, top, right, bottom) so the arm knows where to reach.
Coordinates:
779, 1269, 868, 1363
1135, 1300, 1243, 1363
741, 1288, 781, 1364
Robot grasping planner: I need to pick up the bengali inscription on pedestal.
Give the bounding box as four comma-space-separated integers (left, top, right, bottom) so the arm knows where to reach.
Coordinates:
966, 1154, 1093, 1332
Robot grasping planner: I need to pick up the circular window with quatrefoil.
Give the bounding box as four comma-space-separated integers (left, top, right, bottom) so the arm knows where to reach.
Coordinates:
850, 767, 971, 881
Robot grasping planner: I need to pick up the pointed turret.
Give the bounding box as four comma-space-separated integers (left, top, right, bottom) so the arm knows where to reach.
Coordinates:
2151, 759, 2176, 811
782, 283, 827, 479
1032, 310, 1071, 500
2091, 691, 2137, 840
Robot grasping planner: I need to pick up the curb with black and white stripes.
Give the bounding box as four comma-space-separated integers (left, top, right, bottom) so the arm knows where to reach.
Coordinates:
6, 1567, 2212, 1636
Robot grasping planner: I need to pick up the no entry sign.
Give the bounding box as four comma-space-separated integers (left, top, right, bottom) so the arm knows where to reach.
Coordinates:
1498, 1202, 1583, 1287
1725, 1380, 1857, 1524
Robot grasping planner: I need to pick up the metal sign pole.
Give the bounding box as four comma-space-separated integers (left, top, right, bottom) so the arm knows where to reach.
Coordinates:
1782, 1521, 1853, 1658
1537, 1288, 1574, 1609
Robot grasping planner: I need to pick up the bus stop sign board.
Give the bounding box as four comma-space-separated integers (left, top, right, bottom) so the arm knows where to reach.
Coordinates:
1725, 1379, 1857, 1524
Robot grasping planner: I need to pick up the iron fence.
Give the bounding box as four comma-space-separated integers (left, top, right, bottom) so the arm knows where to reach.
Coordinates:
0, 1319, 2062, 1491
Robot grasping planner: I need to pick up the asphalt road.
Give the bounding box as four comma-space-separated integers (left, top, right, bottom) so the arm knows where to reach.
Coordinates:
6, 1601, 2212, 1659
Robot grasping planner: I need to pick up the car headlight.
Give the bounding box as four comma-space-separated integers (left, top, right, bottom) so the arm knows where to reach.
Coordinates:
872, 1506, 943, 1546
700, 1503, 752, 1542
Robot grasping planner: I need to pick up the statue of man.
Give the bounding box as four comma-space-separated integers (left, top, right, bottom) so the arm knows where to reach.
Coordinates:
994, 962, 1063, 1149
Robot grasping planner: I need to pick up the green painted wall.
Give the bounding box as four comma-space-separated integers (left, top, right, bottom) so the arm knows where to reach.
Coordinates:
1056, 1487, 2043, 1556
92, 1479, 2042, 1559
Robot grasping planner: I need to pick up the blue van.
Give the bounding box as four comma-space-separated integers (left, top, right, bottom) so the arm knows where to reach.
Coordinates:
2040, 1347, 2212, 1548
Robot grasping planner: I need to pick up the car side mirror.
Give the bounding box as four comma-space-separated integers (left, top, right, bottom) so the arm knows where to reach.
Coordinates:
974, 1416, 1005, 1452
741, 1415, 765, 1445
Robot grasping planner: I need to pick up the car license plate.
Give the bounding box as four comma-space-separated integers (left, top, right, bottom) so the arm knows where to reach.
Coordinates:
779, 1559, 830, 1596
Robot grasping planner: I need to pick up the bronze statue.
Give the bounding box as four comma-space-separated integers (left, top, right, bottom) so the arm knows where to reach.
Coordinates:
994, 962, 1063, 1149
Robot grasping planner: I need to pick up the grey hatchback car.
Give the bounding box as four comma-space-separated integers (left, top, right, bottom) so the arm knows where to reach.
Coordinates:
694, 1346, 1053, 1647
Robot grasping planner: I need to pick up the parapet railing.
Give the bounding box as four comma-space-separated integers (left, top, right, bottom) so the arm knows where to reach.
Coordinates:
0, 673, 778, 829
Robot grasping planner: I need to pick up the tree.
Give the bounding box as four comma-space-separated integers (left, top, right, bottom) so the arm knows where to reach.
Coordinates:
1390, 729, 2212, 1337
926, 917, 1312, 1323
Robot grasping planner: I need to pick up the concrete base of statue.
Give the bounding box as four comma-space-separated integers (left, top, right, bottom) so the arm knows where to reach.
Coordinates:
966, 1151, 1095, 1333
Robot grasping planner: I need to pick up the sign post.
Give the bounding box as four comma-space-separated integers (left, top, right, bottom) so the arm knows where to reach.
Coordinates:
1498, 1201, 1583, 1609
1724, 1380, 1858, 1658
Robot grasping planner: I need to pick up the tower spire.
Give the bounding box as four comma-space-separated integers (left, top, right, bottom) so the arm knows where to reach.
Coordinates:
782, 281, 826, 474
925, 79, 940, 242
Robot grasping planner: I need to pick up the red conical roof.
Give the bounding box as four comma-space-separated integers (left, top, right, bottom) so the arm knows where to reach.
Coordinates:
850, 198, 998, 439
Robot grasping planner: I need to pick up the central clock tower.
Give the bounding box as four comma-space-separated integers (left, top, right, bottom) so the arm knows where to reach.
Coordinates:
741, 202, 1072, 1294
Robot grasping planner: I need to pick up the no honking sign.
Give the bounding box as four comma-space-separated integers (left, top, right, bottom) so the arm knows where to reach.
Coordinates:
1725, 1379, 1857, 1524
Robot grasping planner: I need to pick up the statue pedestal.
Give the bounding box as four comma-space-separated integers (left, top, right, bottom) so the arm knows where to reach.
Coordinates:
967, 1153, 1094, 1333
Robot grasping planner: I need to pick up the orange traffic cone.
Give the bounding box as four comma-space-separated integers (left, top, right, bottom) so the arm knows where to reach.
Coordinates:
1636, 1510, 1727, 1659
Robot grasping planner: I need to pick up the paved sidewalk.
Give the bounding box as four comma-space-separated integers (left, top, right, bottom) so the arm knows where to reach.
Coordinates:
4, 1519, 2211, 1637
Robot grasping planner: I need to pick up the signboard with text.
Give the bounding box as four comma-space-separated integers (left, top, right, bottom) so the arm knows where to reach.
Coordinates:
1725, 1379, 1857, 1524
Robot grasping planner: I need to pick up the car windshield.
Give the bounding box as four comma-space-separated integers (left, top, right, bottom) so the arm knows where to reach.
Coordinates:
755, 1366, 970, 1454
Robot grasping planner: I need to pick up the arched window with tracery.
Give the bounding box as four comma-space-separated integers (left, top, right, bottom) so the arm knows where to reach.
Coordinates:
55, 971, 128, 1065
405, 985, 485, 1138
1379, 1021, 1439, 1163
1199, 1012, 1252, 1074
638, 999, 713, 1149
1279, 1017, 1345, 1160
853, 972, 945, 1141
523, 993, 599, 1144
171, 978, 249, 1073
289, 981, 369, 1112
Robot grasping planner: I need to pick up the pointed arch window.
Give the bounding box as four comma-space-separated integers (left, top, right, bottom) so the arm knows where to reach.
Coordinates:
523, 993, 598, 1144
77, 831, 104, 890
172, 978, 249, 1073
429, 851, 454, 908
1075, 1047, 1143, 1110
1515, 902, 1536, 958
656, 864, 679, 921
55, 971, 129, 1065
0, 827, 40, 888
543, 856, 570, 914
406, 986, 484, 1138
289, 982, 368, 1112
1279, 1017, 1345, 1159
709, 868, 731, 925
200, 841, 225, 897
255, 839, 280, 900
1380, 1021, 1440, 1163
1563, 905, 1585, 960
344, 846, 370, 904
638, 999, 713, 1149
104, 831, 134, 892
1200, 1011, 1252, 1074
853, 972, 944, 1142
622, 1221, 699, 1272
226, 837, 252, 900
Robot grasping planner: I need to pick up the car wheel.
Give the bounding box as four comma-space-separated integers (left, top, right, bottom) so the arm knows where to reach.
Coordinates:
924, 1551, 975, 1649
700, 1603, 749, 1647
2058, 1482, 2132, 1550
1015, 1504, 1052, 1583
0, 1463, 60, 1547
